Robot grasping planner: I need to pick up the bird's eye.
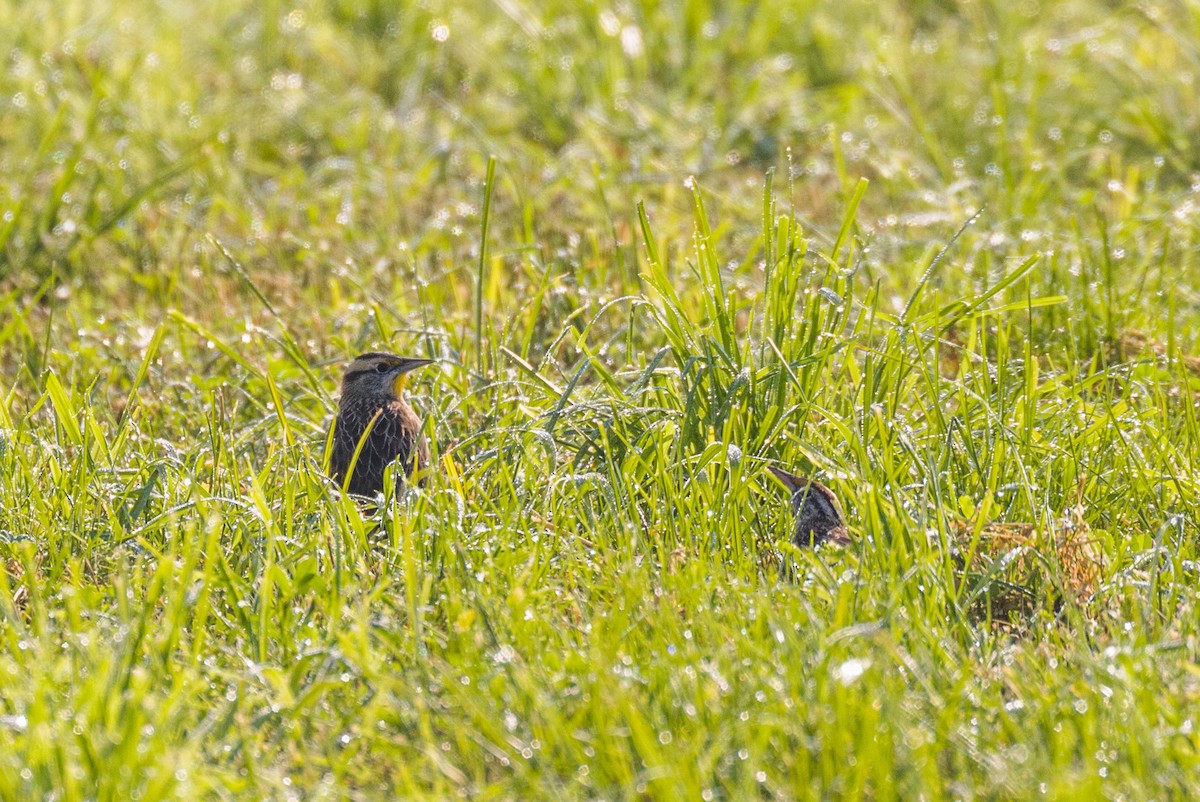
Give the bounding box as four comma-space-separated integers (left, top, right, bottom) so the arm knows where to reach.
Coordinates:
374, 363, 390, 374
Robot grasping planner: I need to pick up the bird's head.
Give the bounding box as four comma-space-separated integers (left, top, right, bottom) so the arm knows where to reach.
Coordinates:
340, 352, 434, 398
768, 465, 850, 546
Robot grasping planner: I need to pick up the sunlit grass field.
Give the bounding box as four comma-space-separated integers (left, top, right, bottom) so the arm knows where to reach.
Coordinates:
4, 0, 1200, 798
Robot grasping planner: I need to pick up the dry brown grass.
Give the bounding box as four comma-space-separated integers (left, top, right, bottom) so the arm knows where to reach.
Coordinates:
954, 500, 1106, 632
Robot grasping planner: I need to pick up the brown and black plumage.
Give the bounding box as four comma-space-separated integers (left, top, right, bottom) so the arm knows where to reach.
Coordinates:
768, 466, 850, 547
329, 352, 434, 497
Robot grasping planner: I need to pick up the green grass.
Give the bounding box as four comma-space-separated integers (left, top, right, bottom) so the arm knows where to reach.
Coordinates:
4, 0, 1200, 798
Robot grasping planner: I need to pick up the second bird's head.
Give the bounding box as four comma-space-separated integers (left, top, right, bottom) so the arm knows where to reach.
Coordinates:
340, 352, 434, 398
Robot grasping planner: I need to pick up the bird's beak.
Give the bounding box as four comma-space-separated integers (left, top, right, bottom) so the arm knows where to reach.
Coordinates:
767, 465, 804, 490
395, 357, 435, 374
392, 358, 434, 395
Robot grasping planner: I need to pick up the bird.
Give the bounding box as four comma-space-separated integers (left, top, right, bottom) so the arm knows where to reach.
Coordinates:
329, 352, 434, 497
768, 466, 851, 547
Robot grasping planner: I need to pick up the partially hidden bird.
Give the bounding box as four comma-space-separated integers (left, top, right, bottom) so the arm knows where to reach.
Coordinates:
329, 352, 434, 497
768, 466, 851, 547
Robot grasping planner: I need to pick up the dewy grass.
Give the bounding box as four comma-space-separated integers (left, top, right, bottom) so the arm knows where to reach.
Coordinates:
3, 0, 1200, 798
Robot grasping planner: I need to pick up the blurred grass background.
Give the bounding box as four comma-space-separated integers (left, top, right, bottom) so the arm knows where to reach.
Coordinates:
4, 0, 1200, 798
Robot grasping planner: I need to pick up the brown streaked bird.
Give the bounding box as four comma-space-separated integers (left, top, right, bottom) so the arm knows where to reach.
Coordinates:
329, 352, 434, 497
768, 466, 851, 547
